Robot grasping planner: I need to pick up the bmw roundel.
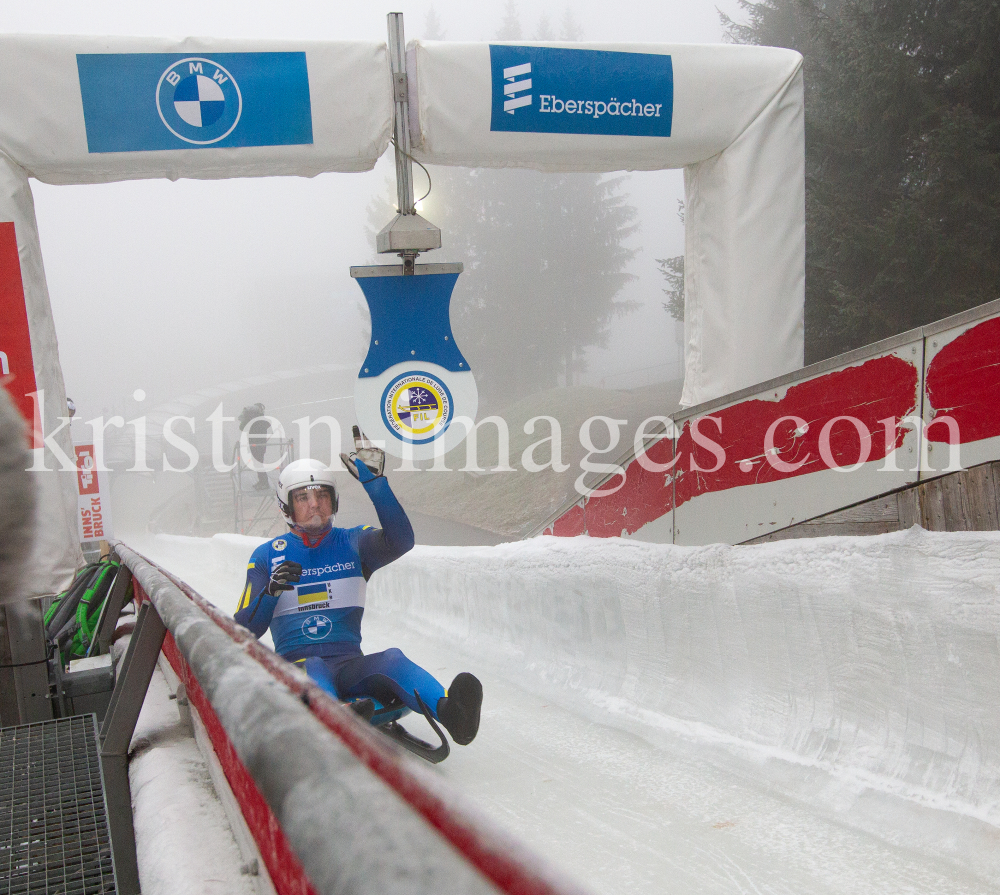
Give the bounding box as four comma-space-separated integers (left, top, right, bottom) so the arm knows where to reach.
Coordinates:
301, 615, 333, 641
156, 58, 242, 145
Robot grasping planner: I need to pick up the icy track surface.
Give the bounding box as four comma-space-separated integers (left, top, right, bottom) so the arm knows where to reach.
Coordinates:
138, 527, 1000, 894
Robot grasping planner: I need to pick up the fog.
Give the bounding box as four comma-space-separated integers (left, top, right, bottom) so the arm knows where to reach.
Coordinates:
7, 0, 741, 541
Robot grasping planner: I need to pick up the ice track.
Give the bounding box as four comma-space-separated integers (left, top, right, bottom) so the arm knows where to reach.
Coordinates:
138, 529, 1000, 895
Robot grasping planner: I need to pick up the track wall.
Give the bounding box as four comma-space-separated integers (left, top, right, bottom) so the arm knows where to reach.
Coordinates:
541, 299, 1000, 545
369, 530, 1000, 825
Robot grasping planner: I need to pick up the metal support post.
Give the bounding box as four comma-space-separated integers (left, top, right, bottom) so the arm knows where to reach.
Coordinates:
99, 599, 167, 895
389, 11, 414, 217
376, 12, 442, 266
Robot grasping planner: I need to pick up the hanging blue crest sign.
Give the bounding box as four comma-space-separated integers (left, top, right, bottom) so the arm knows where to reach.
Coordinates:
351, 264, 477, 459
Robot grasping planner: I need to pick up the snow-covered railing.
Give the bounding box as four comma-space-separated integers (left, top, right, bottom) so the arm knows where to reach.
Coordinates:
538, 297, 1000, 544
112, 542, 587, 895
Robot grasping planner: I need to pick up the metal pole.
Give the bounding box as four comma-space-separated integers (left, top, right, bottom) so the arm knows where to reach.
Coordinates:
388, 12, 414, 217
374, 13, 441, 263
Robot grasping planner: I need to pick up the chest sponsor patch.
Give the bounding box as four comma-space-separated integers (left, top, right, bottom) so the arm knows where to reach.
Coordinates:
296, 581, 334, 605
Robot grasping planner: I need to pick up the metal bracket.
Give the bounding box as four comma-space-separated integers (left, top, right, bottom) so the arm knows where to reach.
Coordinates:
99, 599, 167, 895
393, 71, 408, 102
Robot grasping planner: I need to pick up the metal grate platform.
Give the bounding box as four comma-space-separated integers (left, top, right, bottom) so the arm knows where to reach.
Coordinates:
1, 715, 116, 894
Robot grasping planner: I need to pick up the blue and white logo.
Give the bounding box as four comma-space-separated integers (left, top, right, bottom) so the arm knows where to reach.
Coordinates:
380, 371, 454, 444
502, 62, 532, 114
301, 615, 333, 641
77, 52, 313, 153
490, 45, 673, 138
156, 58, 242, 145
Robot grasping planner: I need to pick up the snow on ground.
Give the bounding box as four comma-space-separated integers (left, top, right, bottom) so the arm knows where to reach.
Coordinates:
123, 638, 255, 895
133, 527, 1000, 894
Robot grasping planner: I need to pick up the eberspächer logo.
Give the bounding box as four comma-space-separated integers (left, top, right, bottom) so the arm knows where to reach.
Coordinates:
502, 62, 532, 113
381, 371, 454, 444
490, 45, 673, 138
156, 58, 242, 145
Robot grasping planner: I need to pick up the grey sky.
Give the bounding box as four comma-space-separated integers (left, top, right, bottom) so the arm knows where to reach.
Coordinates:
6, 0, 742, 419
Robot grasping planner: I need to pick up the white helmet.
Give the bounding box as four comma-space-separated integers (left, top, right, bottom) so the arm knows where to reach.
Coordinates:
276, 459, 339, 526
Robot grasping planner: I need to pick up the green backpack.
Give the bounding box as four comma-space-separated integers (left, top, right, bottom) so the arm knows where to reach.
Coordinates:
45, 560, 121, 664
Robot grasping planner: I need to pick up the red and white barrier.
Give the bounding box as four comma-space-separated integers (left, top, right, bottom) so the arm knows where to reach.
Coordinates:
543, 299, 1000, 544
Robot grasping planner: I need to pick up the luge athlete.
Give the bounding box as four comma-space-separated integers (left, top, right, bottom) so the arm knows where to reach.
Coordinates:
234, 429, 482, 746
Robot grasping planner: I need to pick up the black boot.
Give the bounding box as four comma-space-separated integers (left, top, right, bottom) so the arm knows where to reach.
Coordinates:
436, 673, 483, 745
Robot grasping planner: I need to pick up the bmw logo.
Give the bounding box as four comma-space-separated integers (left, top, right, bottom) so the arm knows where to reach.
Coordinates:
302, 615, 333, 641
156, 57, 242, 145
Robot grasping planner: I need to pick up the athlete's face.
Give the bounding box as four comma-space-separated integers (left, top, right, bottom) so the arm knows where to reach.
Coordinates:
291, 485, 334, 531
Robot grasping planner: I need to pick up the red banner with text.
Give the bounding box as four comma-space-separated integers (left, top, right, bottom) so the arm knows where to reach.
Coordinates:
0, 221, 41, 448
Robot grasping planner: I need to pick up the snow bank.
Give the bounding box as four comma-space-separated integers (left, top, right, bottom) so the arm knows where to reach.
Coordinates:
367, 527, 1000, 823
129, 659, 254, 895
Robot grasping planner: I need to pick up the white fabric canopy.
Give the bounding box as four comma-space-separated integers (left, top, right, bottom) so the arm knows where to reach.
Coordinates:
0, 155, 84, 597
406, 41, 805, 406
0, 35, 393, 596
0, 35, 805, 595
0, 35, 393, 183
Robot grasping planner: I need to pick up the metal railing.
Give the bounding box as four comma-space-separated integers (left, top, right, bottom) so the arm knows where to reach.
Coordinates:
107, 541, 588, 895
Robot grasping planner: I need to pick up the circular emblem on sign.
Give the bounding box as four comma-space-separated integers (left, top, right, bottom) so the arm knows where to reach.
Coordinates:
301, 615, 332, 641
156, 58, 242, 145
381, 371, 454, 444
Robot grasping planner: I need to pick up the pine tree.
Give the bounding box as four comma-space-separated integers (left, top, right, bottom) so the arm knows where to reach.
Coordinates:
724, 0, 1000, 362
424, 6, 445, 41
560, 8, 584, 41
497, 0, 522, 41
657, 201, 685, 322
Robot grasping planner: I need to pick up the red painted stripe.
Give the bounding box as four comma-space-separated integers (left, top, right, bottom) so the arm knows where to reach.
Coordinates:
550, 503, 585, 537
137, 553, 580, 895
674, 354, 919, 507
584, 435, 675, 537
547, 353, 920, 538
0, 221, 41, 448
925, 316, 1000, 443
544, 313, 1000, 538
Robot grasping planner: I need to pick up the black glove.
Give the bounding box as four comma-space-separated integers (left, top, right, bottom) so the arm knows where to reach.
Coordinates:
340, 425, 385, 482
266, 561, 302, 596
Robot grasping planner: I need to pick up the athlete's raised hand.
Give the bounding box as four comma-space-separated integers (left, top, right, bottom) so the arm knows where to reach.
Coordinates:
340, 426, 385, 483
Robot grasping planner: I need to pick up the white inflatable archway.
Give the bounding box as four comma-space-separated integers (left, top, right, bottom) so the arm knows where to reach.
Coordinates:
0, 35, 803, 596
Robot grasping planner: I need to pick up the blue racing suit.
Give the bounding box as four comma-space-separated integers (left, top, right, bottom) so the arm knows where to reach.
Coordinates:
234, 475, 446, 714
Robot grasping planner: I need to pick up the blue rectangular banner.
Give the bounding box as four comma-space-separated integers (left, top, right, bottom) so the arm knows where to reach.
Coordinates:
77, 52, 313, 153
490, 45, 673, 138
